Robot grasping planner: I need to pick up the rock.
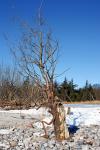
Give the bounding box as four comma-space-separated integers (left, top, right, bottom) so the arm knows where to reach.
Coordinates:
84, 139, 93, 145
18, 141, 23, 146
10, 140, 17, 147
0, 143, 10, 149
48, 139, 56, 148
1, 122, 100, 149
31, 136, 48, 143
43, 142, 48, 147
23, 137, 31, 148
82, 145, 89, 150
62, 140, 68, 145
69, 138, 74, 142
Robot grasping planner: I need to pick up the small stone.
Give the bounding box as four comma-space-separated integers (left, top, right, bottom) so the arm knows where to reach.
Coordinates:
69, 138, 74, 142
62, 140, 68, 145
84, 139, 93, 145
82, 145, 89, 150
48, 139, 56, 148
10, 140, 17, 147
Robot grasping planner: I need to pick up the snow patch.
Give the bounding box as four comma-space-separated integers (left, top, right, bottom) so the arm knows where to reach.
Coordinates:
1, 105, 100, 128
0, 128, 14, 135
65, 107, 100, 126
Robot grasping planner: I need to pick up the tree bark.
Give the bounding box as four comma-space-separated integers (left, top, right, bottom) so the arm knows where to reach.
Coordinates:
53, 102, 69, 141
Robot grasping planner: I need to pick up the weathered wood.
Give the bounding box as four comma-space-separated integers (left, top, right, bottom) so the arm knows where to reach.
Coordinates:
53, 102, 69, 140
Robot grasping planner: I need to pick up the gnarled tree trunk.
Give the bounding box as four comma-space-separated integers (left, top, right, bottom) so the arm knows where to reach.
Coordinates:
46, 85, 69, 141
52, 102, 69, 140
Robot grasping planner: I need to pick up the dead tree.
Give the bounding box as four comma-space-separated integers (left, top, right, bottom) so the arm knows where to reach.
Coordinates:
11, 17, 69, 140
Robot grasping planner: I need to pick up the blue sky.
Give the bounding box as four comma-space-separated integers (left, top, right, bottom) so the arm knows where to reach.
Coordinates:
0, 0, 100, 87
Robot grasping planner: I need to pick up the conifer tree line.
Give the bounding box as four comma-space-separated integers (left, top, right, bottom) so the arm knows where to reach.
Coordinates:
0, 65, 99, 107
54, 79, 96, 102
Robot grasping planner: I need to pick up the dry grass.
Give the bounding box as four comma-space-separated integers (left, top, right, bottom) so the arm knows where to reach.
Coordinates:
0, 100, 100, 109
63, 100, 100, 104
0, 100, 31, 109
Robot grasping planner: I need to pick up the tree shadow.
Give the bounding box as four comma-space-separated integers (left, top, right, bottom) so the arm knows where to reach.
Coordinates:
68, 125, 79, 134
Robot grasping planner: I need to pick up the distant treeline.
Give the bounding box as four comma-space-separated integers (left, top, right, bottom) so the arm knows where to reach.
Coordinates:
54, 79, 96, 102
0, 66, 100, 106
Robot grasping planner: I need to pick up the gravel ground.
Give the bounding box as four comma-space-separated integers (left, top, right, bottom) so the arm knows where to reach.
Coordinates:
0, 107, 100, 150
0, 121, 100, 149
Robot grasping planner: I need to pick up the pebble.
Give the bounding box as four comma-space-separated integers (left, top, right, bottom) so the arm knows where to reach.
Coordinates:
0, 123, 100, 149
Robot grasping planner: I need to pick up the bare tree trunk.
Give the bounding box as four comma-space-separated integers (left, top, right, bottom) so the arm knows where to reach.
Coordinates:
53, 102, 69, 140
46, 85, 69, 141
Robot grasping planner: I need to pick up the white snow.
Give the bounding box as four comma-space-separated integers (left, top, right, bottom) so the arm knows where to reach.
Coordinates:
65, 106, 100, 126
0, 107, 51, 119
0, 128, 14, 135
0, 129, 11, 135
0, 104, 100, 135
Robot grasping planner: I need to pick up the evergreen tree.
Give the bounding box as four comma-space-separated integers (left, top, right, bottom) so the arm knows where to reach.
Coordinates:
82, 80, 96, 101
